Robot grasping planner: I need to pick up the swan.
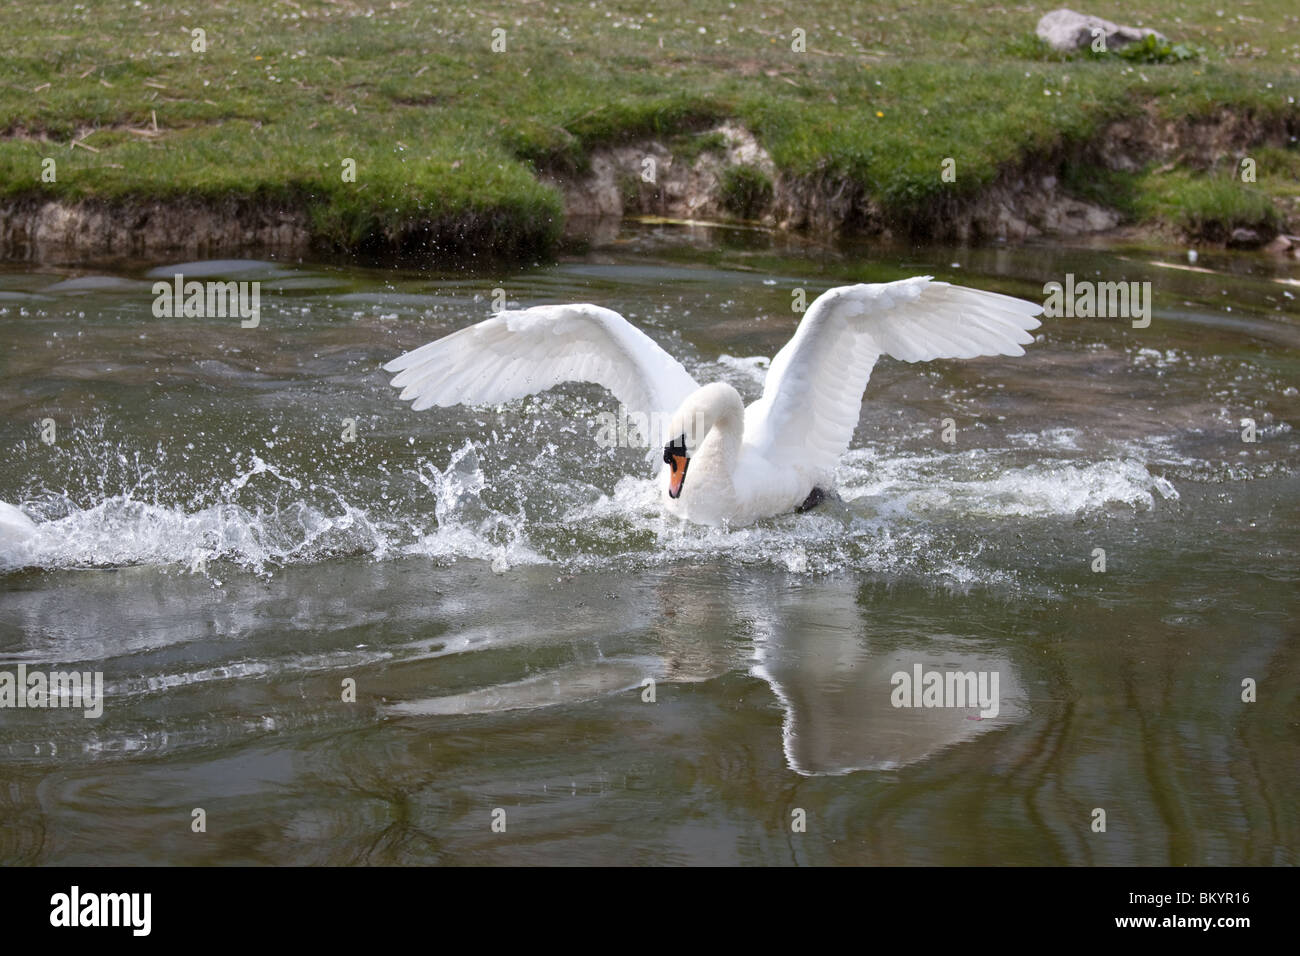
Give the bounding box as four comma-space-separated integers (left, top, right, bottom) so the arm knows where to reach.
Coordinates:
384, 276, 1042, 526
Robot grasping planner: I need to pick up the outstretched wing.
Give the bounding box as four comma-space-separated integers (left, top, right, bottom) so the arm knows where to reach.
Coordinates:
744, 277, 1042, 479
384, 303, 700, 447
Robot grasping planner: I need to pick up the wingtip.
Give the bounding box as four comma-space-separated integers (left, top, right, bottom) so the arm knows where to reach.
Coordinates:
383, 349, 423, 374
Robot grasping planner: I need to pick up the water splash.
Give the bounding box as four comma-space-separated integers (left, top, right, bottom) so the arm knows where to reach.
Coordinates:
404, 441, 547, 569
1, 418, 1186, 584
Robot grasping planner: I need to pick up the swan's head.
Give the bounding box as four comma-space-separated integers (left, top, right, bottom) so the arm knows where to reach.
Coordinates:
662, 382, 743, 500
662, 432, 690, 499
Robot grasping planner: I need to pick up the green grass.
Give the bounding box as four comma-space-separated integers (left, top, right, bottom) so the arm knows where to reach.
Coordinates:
1134, 169, 1285, 239
672, 130, 731, 164
1064, 140, 1300, 241
0, 0, 1296, 258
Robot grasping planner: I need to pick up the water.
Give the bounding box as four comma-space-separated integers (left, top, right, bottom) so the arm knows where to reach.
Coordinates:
1, 224, 1297, 865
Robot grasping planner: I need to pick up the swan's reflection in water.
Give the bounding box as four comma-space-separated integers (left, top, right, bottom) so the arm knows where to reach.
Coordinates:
749, 600, 1024, 774
387, 573, 1025, 776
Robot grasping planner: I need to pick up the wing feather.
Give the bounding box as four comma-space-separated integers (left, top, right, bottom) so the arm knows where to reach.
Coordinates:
745, 277, 1041, 480
385, 303, 700, 448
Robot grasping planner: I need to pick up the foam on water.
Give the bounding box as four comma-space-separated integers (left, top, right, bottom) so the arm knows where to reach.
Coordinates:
840, 449, 1180, 517
0, 420, 1187, 582
4, 487, 383, 574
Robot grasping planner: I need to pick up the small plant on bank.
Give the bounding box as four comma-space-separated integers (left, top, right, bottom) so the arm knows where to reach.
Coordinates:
720, 165, 774, 220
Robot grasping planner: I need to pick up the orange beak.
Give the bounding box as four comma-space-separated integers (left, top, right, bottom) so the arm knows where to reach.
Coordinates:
668, 454, 689, 499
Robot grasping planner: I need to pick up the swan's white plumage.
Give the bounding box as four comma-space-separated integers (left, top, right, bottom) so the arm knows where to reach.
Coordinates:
384, 303, 699, 448
384, 278, 1042, 526
743, 277, 1041, 485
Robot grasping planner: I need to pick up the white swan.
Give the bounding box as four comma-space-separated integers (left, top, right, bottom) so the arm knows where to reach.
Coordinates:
384, 276, 1042, 526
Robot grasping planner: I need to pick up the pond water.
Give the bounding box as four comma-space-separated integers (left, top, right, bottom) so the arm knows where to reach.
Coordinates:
0, 223, 1296, 865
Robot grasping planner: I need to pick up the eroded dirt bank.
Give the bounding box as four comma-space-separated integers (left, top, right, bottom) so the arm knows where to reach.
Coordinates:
555, 109, 1299, 244
2, 108, 1297, 262
0, 196, 311, 262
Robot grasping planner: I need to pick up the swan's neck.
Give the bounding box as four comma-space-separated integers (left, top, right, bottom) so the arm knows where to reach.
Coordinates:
688, 385, 745, 495
698, 405, 742, 476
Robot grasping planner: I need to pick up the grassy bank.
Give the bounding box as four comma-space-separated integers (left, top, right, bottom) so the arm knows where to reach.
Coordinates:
0, 0, 1297, 258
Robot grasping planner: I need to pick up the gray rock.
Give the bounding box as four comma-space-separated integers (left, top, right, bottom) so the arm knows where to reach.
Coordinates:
549, 121, 779, 223
1036, 9, 1165, 53
1263, 234, 1293, 255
